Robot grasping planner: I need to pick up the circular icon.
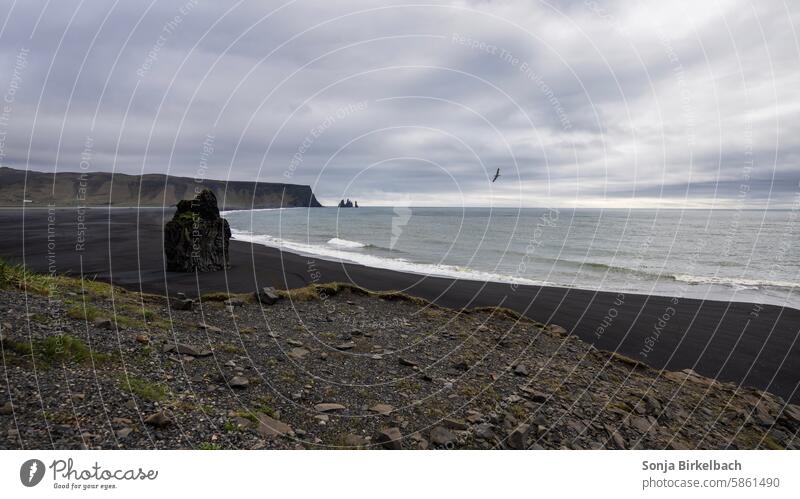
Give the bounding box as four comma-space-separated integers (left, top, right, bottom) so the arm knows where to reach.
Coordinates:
20, 459, 45, 487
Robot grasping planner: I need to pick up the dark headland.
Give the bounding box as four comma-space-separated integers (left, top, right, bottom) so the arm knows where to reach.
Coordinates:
0, 206, 798, 450
0, 166, 322, 209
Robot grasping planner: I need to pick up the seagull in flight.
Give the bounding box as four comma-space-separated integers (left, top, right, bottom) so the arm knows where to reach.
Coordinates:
492, 168, 501, 183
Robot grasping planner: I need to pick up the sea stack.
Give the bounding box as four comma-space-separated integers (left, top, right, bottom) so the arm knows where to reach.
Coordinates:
164, 189, 231, 272
337, 198, 358, 208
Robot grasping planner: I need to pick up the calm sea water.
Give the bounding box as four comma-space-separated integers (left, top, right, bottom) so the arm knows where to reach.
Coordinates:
224, 207, 800, 309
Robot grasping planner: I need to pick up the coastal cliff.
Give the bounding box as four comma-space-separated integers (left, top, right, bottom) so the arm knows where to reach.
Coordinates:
0, 167, 323, 209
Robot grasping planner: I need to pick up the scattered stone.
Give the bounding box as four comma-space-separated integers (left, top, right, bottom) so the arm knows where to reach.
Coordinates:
116, 427, 133, 438
549, 324, 568, 335
507, 423, 531, 450
375, 427, 403, 449
162, 343, 212, 357
314, 403, 346, 413
198, 323, 222, 334
605, 425, 626, 449
144, 411, 171, 428
466, 411, 484, 424
287, 339, 304, 347
442, 418, 468, 431
256, 413, 292, 438
93, 317, 113, 329
369, 404, 394, 415
135, 334, 150, 345
224, 298, 245, 308
256, 287, 280, 305
335, 341, 355, 350
518, 386, 548, 403
0, 401, 12, 415
513, 364, 529, 376
288, 347, 310, 359
171, 298, 194, 311
780, 404, 800, 424
429, 426, 456, 447
228, 376, 249, 389
630, 416, 652, 434
399, 357, 418, 367
475, 423, 496, 440
343, 434, 369, 448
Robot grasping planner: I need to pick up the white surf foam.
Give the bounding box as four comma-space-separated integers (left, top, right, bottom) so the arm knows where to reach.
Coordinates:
327, 237, 368, 249
231, 229, 554, 287
671, 274, 798, 291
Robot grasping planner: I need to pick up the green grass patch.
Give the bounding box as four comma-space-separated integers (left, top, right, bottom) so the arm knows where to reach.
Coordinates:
0, 259, 118, 298
2, 334, 108, 365
1, 337, 33, 356
198, 442, 222, 450
40, 334, 92, 363
119, 376, 168, 402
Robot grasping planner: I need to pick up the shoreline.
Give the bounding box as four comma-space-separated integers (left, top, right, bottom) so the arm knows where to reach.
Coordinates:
0, 207, 798, 403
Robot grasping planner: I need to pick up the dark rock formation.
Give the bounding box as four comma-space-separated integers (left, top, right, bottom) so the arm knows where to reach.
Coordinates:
164, 189, 231, 272
337, 198, 358, 208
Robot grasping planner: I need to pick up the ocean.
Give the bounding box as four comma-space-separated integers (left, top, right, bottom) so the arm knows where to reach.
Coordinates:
224, 207, 799, 309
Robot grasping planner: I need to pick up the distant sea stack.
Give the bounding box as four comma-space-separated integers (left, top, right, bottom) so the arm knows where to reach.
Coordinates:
337, 198, 359, 208
164, 189, 231, 272
0, 166, 323, 209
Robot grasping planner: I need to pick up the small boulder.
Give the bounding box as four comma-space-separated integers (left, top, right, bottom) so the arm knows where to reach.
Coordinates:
171, 298, 194, 311
314, 403, 346, 413
398, 357, 418, 367
475, 423, 496, 440
93, 317, 113, 329
288, 347, 310, 359
197, 323, 222, 334
256, 413, 292, 438
375, 427, 404, 449
343, 434, 369, 448
442, 418, 468, 431
507, 423, 531, 450
369, 404, 394, 416
335, 341, 355, 351
429, 426, 457, 447
256, 287, 280, 305
144, 411, 171, 428
162, 343, 212, 357
513, 364, 529, 376
228, 376, 249, 389
116, 427, 133, 439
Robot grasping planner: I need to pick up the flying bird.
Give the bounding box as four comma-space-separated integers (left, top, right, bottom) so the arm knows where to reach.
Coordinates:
492, 168, 501, 183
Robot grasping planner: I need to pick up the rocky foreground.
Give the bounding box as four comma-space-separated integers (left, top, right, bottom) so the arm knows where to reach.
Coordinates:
1, 263, 798, 450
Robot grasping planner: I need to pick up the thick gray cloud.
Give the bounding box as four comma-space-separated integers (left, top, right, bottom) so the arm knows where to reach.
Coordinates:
0, 0, 797, 207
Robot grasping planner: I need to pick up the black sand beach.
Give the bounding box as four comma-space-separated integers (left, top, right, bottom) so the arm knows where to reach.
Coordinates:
1, 207, 798, 403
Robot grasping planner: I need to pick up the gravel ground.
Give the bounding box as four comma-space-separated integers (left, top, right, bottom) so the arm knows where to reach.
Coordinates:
1, 277, 798, 450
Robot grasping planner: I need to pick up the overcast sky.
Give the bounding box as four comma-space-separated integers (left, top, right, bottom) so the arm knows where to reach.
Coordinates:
0, 0, 797, 207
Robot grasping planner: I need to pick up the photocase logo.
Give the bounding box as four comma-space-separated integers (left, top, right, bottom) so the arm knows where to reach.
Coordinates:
390, 197, 412, 250
20, 459, 45, 487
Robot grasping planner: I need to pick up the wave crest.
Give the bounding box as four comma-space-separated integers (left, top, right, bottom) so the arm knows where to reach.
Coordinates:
327, 238, 368, 249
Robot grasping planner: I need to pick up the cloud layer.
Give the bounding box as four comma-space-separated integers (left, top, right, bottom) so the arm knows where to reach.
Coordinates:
0, 0, 797, 207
